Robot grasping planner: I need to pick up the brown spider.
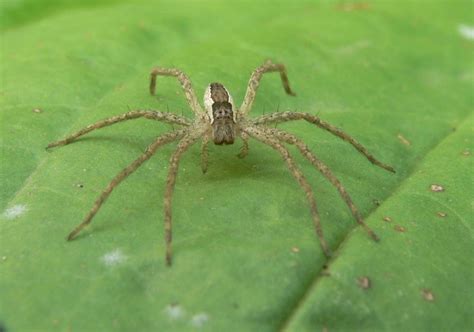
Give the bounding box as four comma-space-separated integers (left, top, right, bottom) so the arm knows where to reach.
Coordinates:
47, 61, 395, 266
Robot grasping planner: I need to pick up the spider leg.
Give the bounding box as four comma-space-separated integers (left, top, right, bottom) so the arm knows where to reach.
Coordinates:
149, 67, 205, 118
243, 125, 331, 257
260, 126, 379, 242
252, 111, 395, 173
164, 133, 201, 266
200, 133, 210, 174
47, 110, 190, 149
237, 132, 250, 159
66, 129, 187, 241
239, 61, 296, 118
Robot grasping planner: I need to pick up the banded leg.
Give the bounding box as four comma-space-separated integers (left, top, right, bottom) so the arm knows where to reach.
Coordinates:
164, 134, 201, 266
239, 61, 296, 117
237, 132, 250, 159
47, 110, 190, 149
260, 126, 379, 242
243, 125, 331, 257
67, 129, 187, 241
150, 67, 204, 117
252, 111, 395, 173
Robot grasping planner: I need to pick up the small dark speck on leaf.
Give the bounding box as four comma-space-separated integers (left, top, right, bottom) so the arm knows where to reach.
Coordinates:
76, 183, 84, 188
321, 264, 331, 276
436, 211, 447, 218
430, 184, 444, 192
373, 199, 381, 206
383, 216, 392, 222
421, 288, 435, 302
394, 225, 406, 233
357, 276, 371, 289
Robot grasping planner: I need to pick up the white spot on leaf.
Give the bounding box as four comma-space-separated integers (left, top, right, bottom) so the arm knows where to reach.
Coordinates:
3, 204, 27, 220
458, 24, 474, 40
101, 249, 126, 266
165, 304, 185, 320
191, 313, 209, 328
430, 184, 445, 192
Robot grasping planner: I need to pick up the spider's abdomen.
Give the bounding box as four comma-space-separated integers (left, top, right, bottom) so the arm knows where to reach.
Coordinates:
204, 82, 236, 145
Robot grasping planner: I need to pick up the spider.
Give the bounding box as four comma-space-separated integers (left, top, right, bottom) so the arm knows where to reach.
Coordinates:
47, 61, 395, 266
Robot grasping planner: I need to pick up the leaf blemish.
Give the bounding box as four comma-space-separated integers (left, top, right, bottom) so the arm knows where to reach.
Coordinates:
458, 24, 474, 40
357, 276, 371, 289
436, 211, 447, 218
190, 313, 209, 328
430, 184, 445, 192
32, 108, 42, 113
383, 216, 392, 222
291, 246, 300, 253
101, 249, 126, 267
421, 288, 435, 302
165, 303, 185, 320
2, 204, 27, 220
397, 133, 411, 146
394, 225, 406, 233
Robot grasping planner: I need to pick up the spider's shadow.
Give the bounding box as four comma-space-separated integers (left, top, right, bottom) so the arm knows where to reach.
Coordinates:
200, 147, 292, 185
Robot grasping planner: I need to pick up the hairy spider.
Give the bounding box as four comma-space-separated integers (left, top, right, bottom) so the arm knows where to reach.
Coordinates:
47, 61, 395, 266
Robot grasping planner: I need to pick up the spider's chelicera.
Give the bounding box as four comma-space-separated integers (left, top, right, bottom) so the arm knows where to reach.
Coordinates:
47, 61, 395, 266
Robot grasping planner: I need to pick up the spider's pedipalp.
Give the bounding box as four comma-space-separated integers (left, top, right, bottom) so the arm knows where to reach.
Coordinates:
66, 129, 187, 241
252, 111, 395, 173
243, 125, 331, 257
164, 132, 202, 266
150, 67, 205, 118
46, 110, 190, 149
257, 126, 380, 242
239, 61, 296, 118
237, 132, 250, 159
200, 134, 210, 174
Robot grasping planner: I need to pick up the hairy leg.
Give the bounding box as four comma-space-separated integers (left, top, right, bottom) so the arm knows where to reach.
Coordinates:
163, 133, 201, 266
243, 125, 331, 257
258, 126, 379, 241
67, 129, 187, 241
47, 110, 190, 149
239, 61, 296, 117
150, 67, 205, 118
252, 111, 395, 173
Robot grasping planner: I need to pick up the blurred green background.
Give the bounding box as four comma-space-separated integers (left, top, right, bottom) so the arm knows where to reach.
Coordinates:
1, 0, 473, 331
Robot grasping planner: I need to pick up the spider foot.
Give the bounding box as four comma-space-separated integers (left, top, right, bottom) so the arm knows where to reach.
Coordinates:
166, 251, 172, 266
66, 230, 78, 241
237, 150, 248, 159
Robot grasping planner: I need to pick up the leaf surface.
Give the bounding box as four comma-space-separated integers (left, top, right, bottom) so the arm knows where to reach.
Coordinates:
1, 1, 472, 331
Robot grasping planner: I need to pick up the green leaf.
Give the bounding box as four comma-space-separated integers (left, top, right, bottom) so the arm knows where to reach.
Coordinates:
1, 1, 472, 331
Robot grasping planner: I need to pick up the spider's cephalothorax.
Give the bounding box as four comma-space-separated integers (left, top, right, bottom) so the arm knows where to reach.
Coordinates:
47, 60, 395, 266
204, 82, 236, 145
